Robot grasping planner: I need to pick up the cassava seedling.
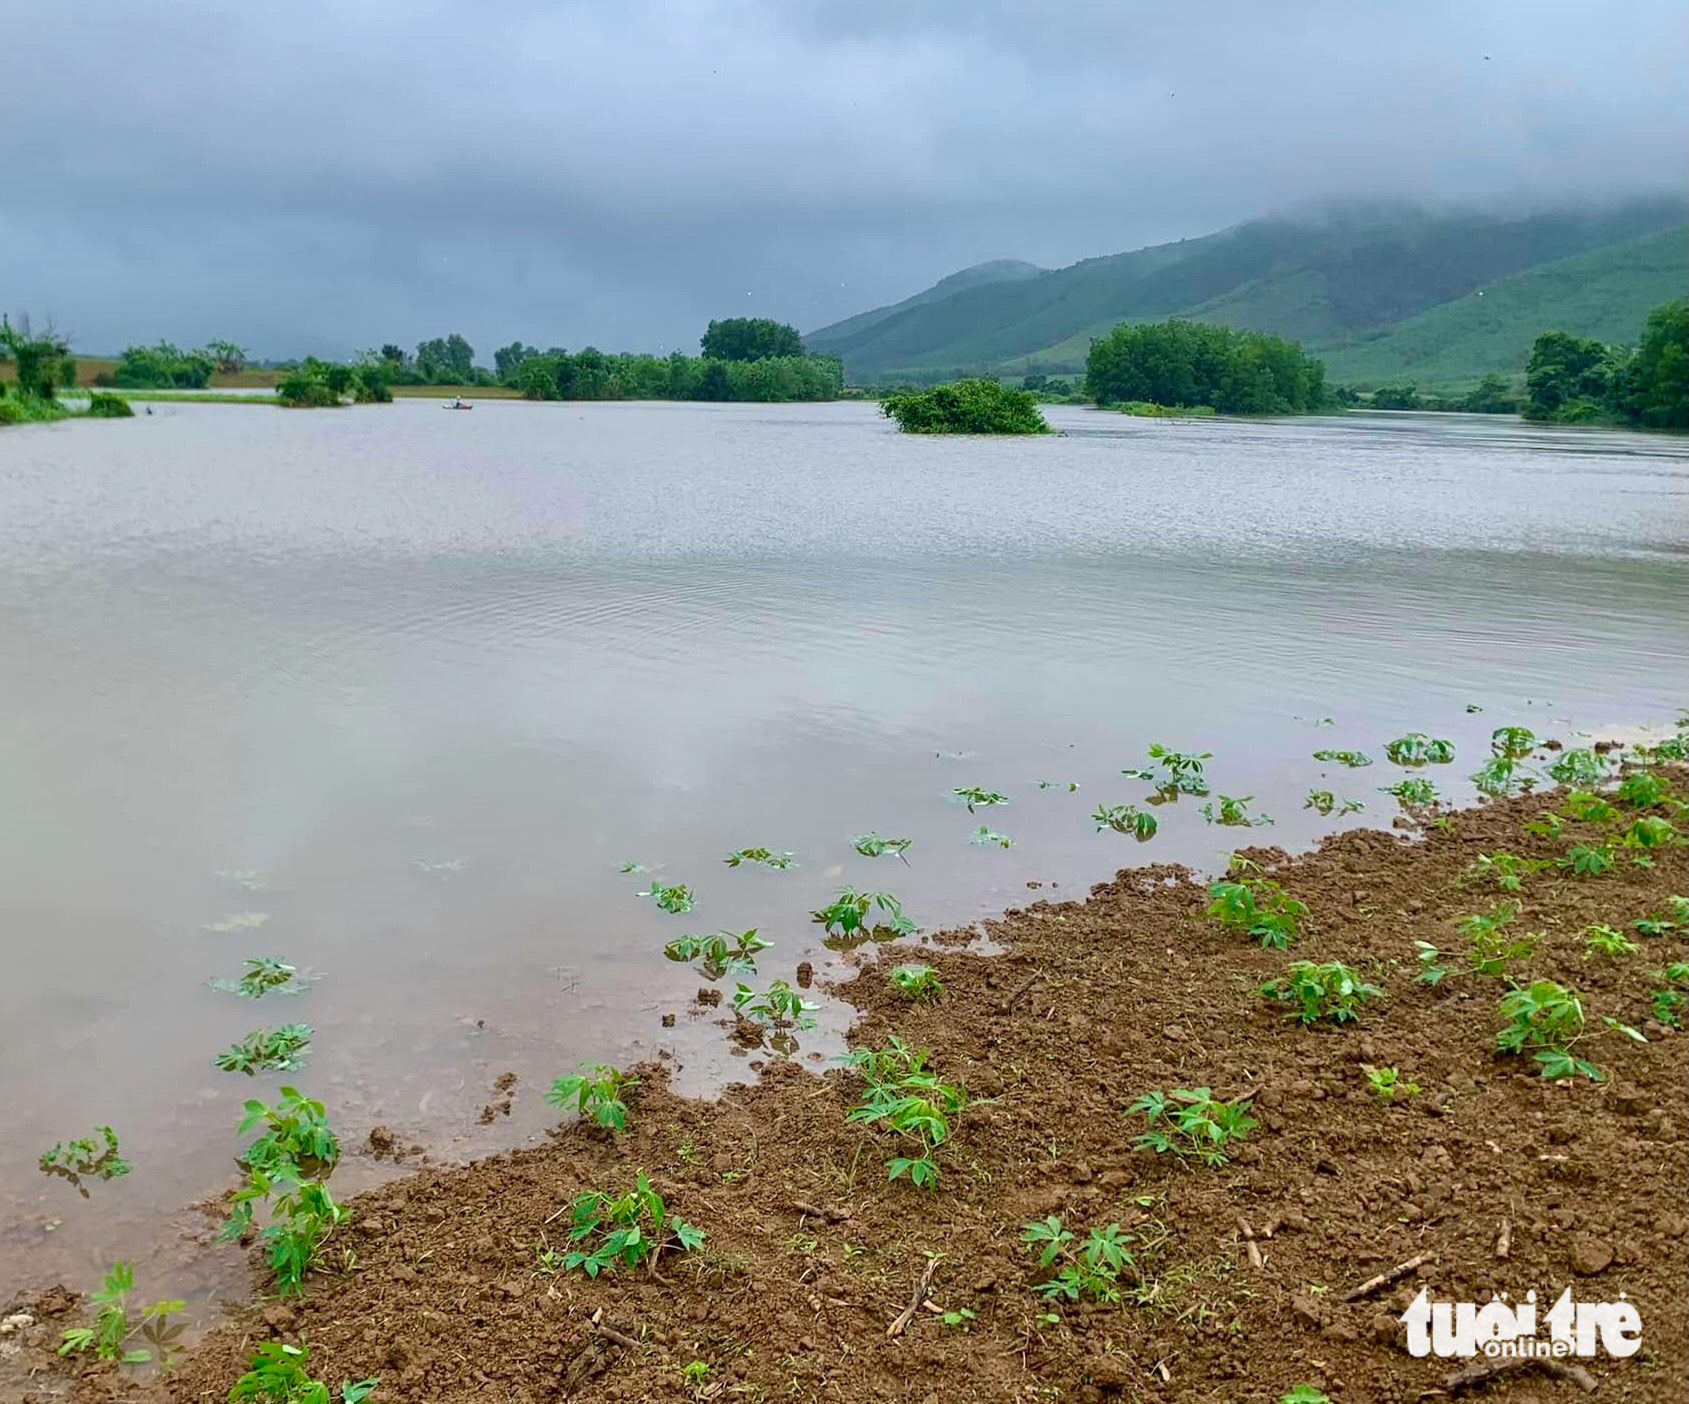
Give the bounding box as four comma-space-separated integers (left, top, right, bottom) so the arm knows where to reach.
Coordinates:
1380, 777, 1440, 810
639, 880, 695, 914
663, 929, 770, 980
216, 1025, 313, 1075
1462, 851, 1545, 892
812, 886, 915, 937
1206, 866, 1308, 949
1548, 748, 1611, 786
228, 1340, 379, 1403
888, 964, 943, 1001
57, 1262, 184, 1366
1127, 1088, 1255, 1167
1471, 756, 1532, 797
1652, 962, 1689, 1028
221, 1169, 348, 1298
1260, 961, 1383, 1025
1144, 743, 1212, 795
1021, 1215, 1136, 1304
1616, 772, 1670, 808
562, 1171, 704, 1277
1417, 902, 1538, 983
1093, 802, 1158, 840
1558, 842, 1614, 877
1495, 980, 1600, 1080
1490, 726, 1538, 760
1561, 790, 1619, 824
412, 858, 468, 877
969, 825, 1012, 848
1621, 815, 1682, 851
39, 1126, 130, 1195
1280, 1388, 1333, 1404
1304, 789, 1363, 816
546, 1065, 639, 1131
237, 1087, 340, 1176
1583, 925, 1638, 960
951, 785, 1009, 812
1383, 733, 1455, 766
1312, 749, 1372, 768
616, 860, 656, 874
732, 979, 818, 1030
844, 1042, 973, 1188
1362, 1065, 1420, 1101
723, 847, 796, 869
208, 956, 314, 999
1201, 794, 1272, 827
850, 832, 912, 863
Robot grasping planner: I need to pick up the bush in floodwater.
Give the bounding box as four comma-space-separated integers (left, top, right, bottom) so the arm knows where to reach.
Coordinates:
1093, 802, 1158, 839
57, 1262, 185, 1366
546, 1065, 639, 1131
85, 391, 135, 417
39, 1126, 130, 1193
881, 379, 1049, 435
1383, 733, 1454, 766
812, 886, 915, 936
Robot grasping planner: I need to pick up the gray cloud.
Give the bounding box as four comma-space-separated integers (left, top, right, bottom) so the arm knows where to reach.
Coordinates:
3, 0, 1683, 358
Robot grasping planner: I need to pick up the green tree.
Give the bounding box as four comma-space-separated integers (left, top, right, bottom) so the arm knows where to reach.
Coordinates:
1370, 382, 1421, 410
115, 342, 215, 389
700, 318, 804, 362
0, 316, 75, 399
1616, 299, 1688, 429
415, 334, 475, 384
206, 340, 249, 375
1085, 319, 1325, 414
493, 342, 538, 381
1523, 331, 1611, 421
1461, 374, 1517, 414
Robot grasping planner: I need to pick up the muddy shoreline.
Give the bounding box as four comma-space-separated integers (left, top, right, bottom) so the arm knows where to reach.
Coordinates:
10, 777, 1687, 1403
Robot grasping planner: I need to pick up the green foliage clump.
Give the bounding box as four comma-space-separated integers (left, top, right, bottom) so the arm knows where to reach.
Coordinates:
57, 1262, 184, 1365
663, 929, 770, 979
881, 379, 1048, 434
85, 391, 135, 417
1021, 1216, 1136, 1303
700, 317, 804, 362
513, 346, 842, 402
116, 340, 215, 389
1461, 851, 1546, 893
1383, 733, 1455, 766
850, 832, 912, 862
1652, 961, 1689, 1028
1, 315, 76, 399
732, 979, 817, 1030
812, 886, 915, 937
1140, 742, 1213, 796
1312, 748, 1372, 768
1127, 1087, 1255, 1166
1616, 771, 1670, 808
843, 1040, 973, 1188
969, 825, 1012, 848
229, 1340, 378, 1403
1362, 1065, 1420, 1101
888, 963, 943, 1001
1583, 924, 1638, 960
546, 1065, 639, 1131
1093, 802, 1158, 839
1261, 961, 1384, 1025
1304, 789, 1363, 816
723, 847, 795, 869
639, 879, 695, 914
209, 956, 314, 999
1523, 300, 1687, 428
1201, 794, 1272, 827
1206, 863, 1309, 949
1085, 318, 1327, 415
216, 1024, 313, 1075
1380, 777, 1441, 810
561, 1171, 704, 1276
1547, 747, 1612, 786
1495, 980, 1600, 1080
39, 1125, 130, 1193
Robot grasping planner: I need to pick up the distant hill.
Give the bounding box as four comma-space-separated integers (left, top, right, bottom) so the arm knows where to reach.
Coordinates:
807, 199, 1689, 388
812, 260, 1046, 348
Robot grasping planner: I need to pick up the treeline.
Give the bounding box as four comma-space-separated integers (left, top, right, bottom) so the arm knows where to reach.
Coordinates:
506, 348, 842, 403
1085, 319, 1328, 414
0, 318, 131, 424
1522, 299, 1687, 429
1352, 374, 1520, 414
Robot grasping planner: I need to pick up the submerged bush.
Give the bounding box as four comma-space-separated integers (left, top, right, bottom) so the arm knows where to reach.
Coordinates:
85, 392, 135, 418
881, 379, 1049, 434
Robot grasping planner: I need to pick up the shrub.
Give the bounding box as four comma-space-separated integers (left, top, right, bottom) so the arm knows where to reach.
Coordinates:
1260, 961, 1383, 1025
561, 1172, 703, 1276
1127, 1087, 1255, 1165
881, 379, 1049, 434
85, 391, 135, 418
1207, 864, 1308, 949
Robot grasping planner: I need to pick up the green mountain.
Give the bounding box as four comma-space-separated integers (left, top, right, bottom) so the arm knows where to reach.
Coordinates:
807, 199, 1689, 389
814, 260, 1046, 347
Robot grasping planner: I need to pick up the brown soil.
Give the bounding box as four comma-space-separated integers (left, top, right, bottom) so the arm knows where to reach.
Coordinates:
13, 784, 1687, 1403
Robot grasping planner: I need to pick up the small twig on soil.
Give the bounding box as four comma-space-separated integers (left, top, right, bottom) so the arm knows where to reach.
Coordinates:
588, 1308, 642, 1351
1494, 1218, 1511, 1261
791, 1200, 851, 1223
1428, 1355, 1597, 1396
1343, 1251, 1435, 1302
1235, 1215, 1263, 1269
887, 1256, 941, 1337
996, 972, 1041, 1014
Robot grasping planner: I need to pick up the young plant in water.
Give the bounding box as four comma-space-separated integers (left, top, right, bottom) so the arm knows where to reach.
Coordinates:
208, 956, 314, 999
216, 1024, 313, 1075
845, 1044, 973, 1188
1547, 748, 1612, 786
560, 1170, 704, 1277
1383, 733, 1455, 767
616, 860, 656, 874
1021, 1216, 1136, 1304
1471, 756, 1533, 797
1362, 1065, 1420, 1101
639, 879, 695, 914
1495, 980, 1601, 1081
888, 963, 943, 1002
850, 832, 912, 863
545, 1065, 639, 1131
969, 825, 1012, 848
39, 1127, 131, 1195
1200, 794, 1272, 827
1144, 742, 1212, 795
1304, 790, 1364, 817
663, 929, 770, 979
1312, 749, 1372, 768
237, 1087, 341, 1176
57, 1263, 185, 1366
1490, 725, 1538, 760
1380, 777, 1441, 810
1206, 864, 1308, 949
951, 785, 1009, 813
723, 847, 796, 870
812, 886, 915, 937
732, 979, 818, 1030
228, 1340, 379, 1403
1260, 960, 1384, 1026
1093, 802, 1158, 839
1127, 1087, 1255, 1167
1035, 779, 1080, 792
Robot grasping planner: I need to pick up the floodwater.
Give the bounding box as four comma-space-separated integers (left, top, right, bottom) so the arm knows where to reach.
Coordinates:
1, 400, 1685, 1314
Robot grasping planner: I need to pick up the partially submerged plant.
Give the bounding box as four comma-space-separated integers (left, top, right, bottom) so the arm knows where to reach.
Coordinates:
951, 785, 1009, 812
1304, 789, 1363, 816
639, 880, 696, 914
208, 956, 314, 999
216, 1024, 313, 1075
663, 928, 771, 979
1583, 924, 1639, 960
1547, 748, 1612, 786
1380, 777, 1441, 810
39, 1126, 130, 1195
1495, 980, 1600, 1080
1036, 779, 1080, 792
545, 1065, 639, 1131
1260, 961, 1383, 1026
57, 1263, 184, 1365
843, 1040, 973, 1188
616, 860, 656, 874
723, 847, 796, 870
1092, 802, 1158, 839
732, 979, 818, 1030
1021, 1216, 1136, 1304
560, 1171, 704, 1277
221, 1088, 346, 1297
888, 964, 943, 1001
1490, 725, 1538, 760
1471, 756, 1532, 797
1206, 864, 1309, 950
1144, 743, 1212, 795
1362, 1065, 1420, 1101
1201, 794, 1273, 827
812, 886, 915, 937
1312, 749, 1372, 768
1128, 1088, 1255, 1167
850, 832, 912, 863
228, 1340, 379, 1403
1383, 733, 1455, 766
238, 1087, 340, 1177
969, 825, 1012, 848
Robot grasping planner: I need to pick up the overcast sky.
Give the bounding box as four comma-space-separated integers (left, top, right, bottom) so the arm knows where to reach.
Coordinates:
3, 0, 1684, 359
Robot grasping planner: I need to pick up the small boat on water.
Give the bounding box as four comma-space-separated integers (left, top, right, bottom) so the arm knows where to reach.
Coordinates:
443, 398, 474, 410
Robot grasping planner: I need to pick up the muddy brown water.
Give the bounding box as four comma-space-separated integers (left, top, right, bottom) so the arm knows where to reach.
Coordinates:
1, 400, 1684, 1316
